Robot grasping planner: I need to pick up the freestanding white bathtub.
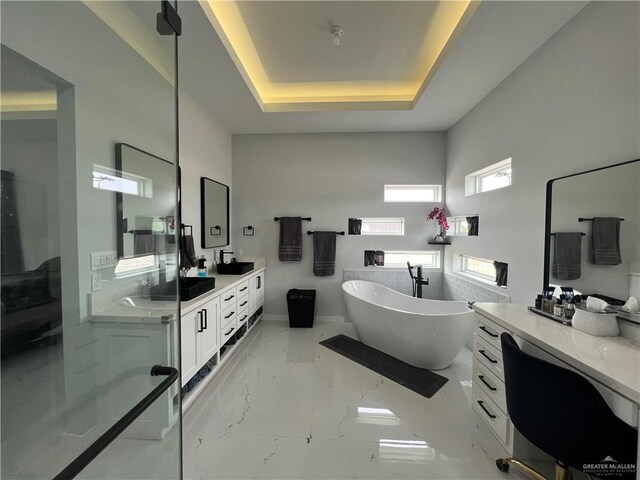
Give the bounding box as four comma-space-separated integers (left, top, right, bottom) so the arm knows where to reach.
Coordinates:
342, 280, 474, 370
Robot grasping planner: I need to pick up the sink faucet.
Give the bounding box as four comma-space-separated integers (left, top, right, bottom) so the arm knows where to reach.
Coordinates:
219, 250, 235, 264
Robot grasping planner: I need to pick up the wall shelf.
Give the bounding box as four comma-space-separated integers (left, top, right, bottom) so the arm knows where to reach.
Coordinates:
428, 241, 451, 245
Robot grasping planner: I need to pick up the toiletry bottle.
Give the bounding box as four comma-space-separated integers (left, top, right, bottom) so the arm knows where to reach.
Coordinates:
535, 294, 542, 310
142, 277, 152, 298
197, 257, 207, 277
553, 298, 564, 317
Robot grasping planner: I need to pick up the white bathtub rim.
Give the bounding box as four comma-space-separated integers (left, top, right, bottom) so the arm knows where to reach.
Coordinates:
342, 280, 472, 317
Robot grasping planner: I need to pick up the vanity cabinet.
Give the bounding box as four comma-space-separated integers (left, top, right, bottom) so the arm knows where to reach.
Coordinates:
180, 267, 266, 409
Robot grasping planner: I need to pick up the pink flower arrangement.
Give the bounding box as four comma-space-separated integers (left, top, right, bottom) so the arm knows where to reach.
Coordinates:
426, 207, 449, 231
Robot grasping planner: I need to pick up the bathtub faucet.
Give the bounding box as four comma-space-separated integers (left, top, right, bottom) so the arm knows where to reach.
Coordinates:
407, 262, 429, 298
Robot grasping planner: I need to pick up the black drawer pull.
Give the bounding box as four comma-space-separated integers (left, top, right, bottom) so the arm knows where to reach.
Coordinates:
224, 294, 235, 301
197, 310, 204, 333
479, 325, 499, 338
477, 400, 496, 419
203, 309, 208, 330
478, 375, 497, 391
478, 349, 498, 364
239, 300, 248, 307
239, 315, 248, 322
239, 287, 248, 292
224, 311, 235, 319
224, 327, 235, 336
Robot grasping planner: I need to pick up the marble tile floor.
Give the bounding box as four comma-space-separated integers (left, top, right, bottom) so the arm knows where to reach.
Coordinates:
183, 320, 519, 480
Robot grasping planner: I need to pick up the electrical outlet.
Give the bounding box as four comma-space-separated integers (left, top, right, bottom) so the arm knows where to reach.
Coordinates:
90, 251, 118, 271
236, 249, 242, 258
91, 272, 102, 291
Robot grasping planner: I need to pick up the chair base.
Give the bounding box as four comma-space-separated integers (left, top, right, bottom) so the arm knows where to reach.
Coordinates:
496, 458, 573, 480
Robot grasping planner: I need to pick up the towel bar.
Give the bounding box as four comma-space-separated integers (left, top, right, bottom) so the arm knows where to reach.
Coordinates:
274, 217, 311, 221
550, 232, 585, 236
578, 217, 624, 222
307, 231, 345, 235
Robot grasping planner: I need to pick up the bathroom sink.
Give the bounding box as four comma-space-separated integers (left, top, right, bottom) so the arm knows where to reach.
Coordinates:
150, 276, 216, 301
217, 262, 254, 275
119, 297, 175, 310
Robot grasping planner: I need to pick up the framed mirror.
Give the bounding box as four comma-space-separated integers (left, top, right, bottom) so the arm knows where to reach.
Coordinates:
201, 177, 229, 248
543, 159, 639, 304
114, 143, 177, 258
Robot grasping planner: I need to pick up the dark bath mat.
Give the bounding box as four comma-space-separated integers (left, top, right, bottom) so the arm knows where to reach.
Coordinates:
319, 334, 448, 398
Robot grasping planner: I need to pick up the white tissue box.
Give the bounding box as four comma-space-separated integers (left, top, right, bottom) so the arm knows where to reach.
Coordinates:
572, 307, 619, 337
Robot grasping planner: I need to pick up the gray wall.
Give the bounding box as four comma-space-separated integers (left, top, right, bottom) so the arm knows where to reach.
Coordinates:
232, 132, 446, 319
444, 1, 640, 305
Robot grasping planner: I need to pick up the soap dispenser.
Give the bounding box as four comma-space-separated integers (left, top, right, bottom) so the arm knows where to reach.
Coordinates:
197, 256, 207, 277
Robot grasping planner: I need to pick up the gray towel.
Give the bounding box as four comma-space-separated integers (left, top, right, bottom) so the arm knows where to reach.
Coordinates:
313, 231, 336, 277
180, 234, 198, 268
279, 217, 302, 261
591, 217, 622, 265
552, 232, 582, 280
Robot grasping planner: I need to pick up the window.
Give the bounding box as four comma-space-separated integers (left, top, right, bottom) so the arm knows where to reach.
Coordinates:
384, 184, 442, 202
460, 255, 495, 282
114, 254, 157, 276
384, 251, 440, 268
465, 158, 512, 196
447, 217, 470, 236
93, 164, 152, 197
360, 217, 404, 236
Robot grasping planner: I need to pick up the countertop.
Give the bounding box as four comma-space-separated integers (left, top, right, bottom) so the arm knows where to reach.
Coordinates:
473, 302, 640, 404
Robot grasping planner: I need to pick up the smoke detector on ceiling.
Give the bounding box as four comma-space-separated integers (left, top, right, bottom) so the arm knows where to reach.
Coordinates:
330, 25, 344, 47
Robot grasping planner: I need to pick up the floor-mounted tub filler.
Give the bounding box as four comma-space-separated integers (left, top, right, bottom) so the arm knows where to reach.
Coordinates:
342, 280, 474, 370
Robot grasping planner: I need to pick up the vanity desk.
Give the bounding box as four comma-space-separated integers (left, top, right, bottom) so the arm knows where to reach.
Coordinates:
471, 303, 640, 478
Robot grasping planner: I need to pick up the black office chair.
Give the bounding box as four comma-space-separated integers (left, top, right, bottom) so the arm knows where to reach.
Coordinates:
497, 332, 637, 480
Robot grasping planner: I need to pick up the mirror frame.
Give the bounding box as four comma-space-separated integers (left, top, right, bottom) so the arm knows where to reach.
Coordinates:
115, 142, 175, 259
543, 158, 640, 291
200, 176, 230, 248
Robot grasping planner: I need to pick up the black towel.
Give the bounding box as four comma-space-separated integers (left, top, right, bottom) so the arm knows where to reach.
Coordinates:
552, 232, 582, 280
348, 218, 362, 235
180, 234, 198, 268
591, 217, 622, 265
278, 217, 302, 261
494, 261, 508, 287
313, 231, 337, 276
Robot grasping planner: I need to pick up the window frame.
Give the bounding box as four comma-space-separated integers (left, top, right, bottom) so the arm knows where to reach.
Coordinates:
465, 158, 512, 196
383, 250, 440, 269
359, 217, 405, 236
460, 255, 496, 283
383, 184, 442, 203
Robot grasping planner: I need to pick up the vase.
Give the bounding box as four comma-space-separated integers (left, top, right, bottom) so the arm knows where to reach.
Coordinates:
432, 227, 448, 243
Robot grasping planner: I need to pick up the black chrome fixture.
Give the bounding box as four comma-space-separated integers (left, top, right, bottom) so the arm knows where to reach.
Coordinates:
550, 232, 586, 236
274, 217, 311, 221
243, 226, 254, 236
407, 262, 429, 298
578, 217, 625, 222
156, 0, 181, 36
210, 225, 221, 235
219, 250, 235, 264
53, 366, 178, 480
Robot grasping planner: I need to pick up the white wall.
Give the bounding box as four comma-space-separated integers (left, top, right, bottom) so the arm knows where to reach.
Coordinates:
444, 1, 640, 305
232, 132, 446, 319
179, 88, 232, 273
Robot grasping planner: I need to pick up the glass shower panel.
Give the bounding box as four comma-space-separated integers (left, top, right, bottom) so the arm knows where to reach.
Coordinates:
1, 1, 180, 478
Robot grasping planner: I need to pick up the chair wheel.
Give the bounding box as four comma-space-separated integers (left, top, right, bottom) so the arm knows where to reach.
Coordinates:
495, 459, 510, 472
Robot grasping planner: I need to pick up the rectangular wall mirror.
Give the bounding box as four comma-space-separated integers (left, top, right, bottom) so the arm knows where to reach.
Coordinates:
544, 159, 639, 304
115, 143, 177, 258
201, 177, 229, 248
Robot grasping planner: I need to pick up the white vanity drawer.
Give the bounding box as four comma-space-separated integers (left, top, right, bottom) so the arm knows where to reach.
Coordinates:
237, 309, 250, 327
473, 361, 507, 414
473, 388, 510, 446
220, 288, 237, 310
221, 319, 237, 344
221, 304, 236, 331
236, 296, 249, 311
236, 280, 249, 297
475, 314, 509, 352
475, 336, 505, 381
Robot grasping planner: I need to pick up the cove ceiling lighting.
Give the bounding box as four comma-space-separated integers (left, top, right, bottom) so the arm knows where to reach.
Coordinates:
200, 0, 479, 112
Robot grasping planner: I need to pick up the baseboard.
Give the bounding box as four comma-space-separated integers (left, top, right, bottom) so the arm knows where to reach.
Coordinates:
263, 314, 346, 323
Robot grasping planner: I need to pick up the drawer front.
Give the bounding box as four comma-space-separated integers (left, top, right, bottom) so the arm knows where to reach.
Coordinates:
236, 280, 249, 297
221, 287, 237, 310
473, 388, 510, 446
473, 361, 507, 414
475, 314, 509, 352
221, 319, 237, 344
237, 308, 250, 327
474, 336, 505, 381
221, 304, 236, 331
236, 296, 249, 311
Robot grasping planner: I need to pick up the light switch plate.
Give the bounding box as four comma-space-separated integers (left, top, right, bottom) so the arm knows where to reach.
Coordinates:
90, 251, 118, 271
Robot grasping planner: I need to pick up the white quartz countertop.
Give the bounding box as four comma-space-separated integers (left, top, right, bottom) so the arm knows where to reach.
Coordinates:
473, 303, 640, 404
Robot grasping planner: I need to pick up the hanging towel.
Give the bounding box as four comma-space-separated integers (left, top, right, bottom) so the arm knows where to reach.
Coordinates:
494, 261, 508, 287
364, 250, 376, 266
591, 217, 622, 265
348, 218, 362, 235
180, 233, 198, 269
374, 250, 385, 266
313, 231, 337, 276
552, 232, 582, 280
466, 216, 479, 236
278, 217, 302, 261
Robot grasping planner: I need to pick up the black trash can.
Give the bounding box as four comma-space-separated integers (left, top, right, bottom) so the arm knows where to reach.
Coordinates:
287, 289, 316, 328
